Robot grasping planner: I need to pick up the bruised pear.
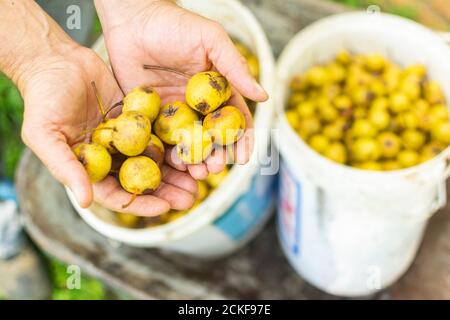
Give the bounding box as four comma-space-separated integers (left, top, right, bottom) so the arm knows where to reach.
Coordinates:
175, 123, 213, 164
92, 119, 117, 154
154, 101, 199, 144
185, 71, 231, 115
73, 143, 111, 183
122, 86, 161, 122
203, 106, 246, 145
142, 134, 165, 167
119, 156, 161, 208
112, 111, 151, 156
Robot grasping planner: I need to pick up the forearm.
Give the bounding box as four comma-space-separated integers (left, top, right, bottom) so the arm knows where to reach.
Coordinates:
0, 0, 77, 92
94, 0, 176, 31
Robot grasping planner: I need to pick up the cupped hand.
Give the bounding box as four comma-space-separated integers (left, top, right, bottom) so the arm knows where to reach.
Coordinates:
20, 44, 196, 216
96, 0, 268, 179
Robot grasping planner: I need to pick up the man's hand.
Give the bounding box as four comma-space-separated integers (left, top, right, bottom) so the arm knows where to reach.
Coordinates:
95, 0, 268, 179
0, 0, 196, 216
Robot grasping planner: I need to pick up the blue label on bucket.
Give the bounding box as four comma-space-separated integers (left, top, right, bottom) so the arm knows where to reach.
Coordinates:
213, 173, 276, 241
277, 162, 302, 256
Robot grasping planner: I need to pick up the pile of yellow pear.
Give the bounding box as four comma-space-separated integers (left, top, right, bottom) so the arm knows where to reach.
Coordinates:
286, 51, 450, 171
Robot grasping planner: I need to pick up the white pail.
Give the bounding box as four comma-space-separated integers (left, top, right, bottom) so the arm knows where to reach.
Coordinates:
275, 12, 450, 296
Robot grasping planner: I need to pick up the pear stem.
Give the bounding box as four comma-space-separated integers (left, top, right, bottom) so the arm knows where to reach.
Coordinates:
122, 193, 138, 209
143, 64, 190, 79
91, 81, 106, 116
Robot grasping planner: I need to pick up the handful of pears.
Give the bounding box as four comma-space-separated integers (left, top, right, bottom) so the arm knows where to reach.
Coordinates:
286, 51, 450, 171
111, 39, 260, 228
73, 69, 247, 209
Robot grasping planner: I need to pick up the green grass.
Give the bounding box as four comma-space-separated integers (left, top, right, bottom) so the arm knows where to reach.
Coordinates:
0, 73, 24, 180
49, 259, 107, 300
331, 0, 418, 20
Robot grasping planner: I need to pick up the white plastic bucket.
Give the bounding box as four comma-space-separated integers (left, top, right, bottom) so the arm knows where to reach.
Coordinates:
66, 0, 276, 258
275, 12, 450, 296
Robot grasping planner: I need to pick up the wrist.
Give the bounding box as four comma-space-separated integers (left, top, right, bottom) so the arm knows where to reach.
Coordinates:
94, 0, 176, 32
0, 0, 78, 93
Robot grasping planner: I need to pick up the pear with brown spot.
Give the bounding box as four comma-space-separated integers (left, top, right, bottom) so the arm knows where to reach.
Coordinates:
122, 86, 161, 122
175, 123, 213, 164
142, 134, 165, 167
112, 111, 151, 156
203, 106, 246, 145
92, 119, 118, 154
73, 143, 112, 183
186, 71, 231, 115
154, 101, 199, 144
119, 156, 161, 208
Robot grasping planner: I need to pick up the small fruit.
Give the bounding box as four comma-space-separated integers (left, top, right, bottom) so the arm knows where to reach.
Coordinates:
305, 66, 328, 87
142, 134, 165, 167
404, 64, 426, 78
122, 86, 161, 122
334, 95, 352, 114
112, 111, 151, 156
203, 106, 246, 145
432, 122, 450, 144
368, 109, 390, 130
377, 132, 401, 159
206, 167, 229, 188
286, 110, 300, 129
247, 55, 260, 79
323, 119, 346, 140
382, 160, 402, 171
424, 81, 445, 104
288, 92, 306, 107
116, 212, 140, 228
336, 50, 351, 65
318, 103, 339, 122
186, 71, 231, 115
119, 156, 161, 195
197, 180, 209, 201
397, 150, 419, 168
371, 97, 389, 111
389, 92, 410, 114
365, 53, 386, 72
395, 111, 419, 130
154, 101, 199, 144
351, 138, 381, 162
92, 119, 117, 154
354, 161, 382, 171
296, 101, 316, 118
309, 134, 330, 154
429, 104, 449, 122
73, 143, 112, 183
175, 123, 213, 164
351, 119, 377, 138
324, 142, 347, 164
420, 142, 446, 163
402, 129, 425, 150
297, 117, 321, 139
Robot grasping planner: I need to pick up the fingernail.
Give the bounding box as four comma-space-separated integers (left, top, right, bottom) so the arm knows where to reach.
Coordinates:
253, 79, 268, 100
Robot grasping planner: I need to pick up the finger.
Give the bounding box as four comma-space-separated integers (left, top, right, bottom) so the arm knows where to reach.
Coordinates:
205, 22, 268, 102
153, 182, 195, 210
187, 163, 209, 180
165, 146, 187, 171
93, 176, 170, 216
161, 165, 198, 194
22, 126, 93, 208
205, 147, 227, 174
